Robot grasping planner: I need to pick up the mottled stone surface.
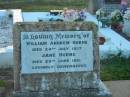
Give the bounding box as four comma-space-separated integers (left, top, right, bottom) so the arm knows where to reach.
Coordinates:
10, 80, 112, 97
13, 22, 112, 97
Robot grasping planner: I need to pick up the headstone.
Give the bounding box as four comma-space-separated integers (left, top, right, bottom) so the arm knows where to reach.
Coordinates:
12, 22, 112, 97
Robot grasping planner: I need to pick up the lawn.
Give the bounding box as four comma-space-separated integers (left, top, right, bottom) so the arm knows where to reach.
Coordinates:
0, 0, 87, 11
100, 54, 130, 81
0, 80, 5, 87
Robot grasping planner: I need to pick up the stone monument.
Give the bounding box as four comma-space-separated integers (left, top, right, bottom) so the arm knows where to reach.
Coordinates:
12, 22, 112, 97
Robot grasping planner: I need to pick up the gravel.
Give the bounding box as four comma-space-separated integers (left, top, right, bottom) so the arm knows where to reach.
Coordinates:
105, 80, 130, 97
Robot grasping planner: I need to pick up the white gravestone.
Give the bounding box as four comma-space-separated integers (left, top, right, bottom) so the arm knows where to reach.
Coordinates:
21, 31, 93, 73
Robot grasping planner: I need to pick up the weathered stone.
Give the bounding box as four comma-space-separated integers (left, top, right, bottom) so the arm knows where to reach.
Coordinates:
10, 81, 112, 97
12, 22, 112, 97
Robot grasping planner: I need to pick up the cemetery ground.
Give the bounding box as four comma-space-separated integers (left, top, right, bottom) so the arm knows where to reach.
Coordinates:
0, 1, 130, 97
0, 55, 130, 97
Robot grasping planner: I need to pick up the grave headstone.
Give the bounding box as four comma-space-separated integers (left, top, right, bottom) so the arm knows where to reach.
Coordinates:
12, 22, 112, 97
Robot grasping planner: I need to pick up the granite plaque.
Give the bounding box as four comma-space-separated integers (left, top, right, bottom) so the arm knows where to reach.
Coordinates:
21, 31, 93, 73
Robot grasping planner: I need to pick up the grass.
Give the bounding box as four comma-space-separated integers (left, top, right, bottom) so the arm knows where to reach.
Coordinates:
100, 54, 130, 81
0, 80, 5, 87
0, 0, 87, 11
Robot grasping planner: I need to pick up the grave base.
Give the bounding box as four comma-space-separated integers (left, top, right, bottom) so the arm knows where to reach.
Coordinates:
10, 80, 112, 97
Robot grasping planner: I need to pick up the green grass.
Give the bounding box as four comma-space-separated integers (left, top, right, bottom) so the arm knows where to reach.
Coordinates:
0, 80, 5, 87
101, 54, 130, 81
0, 0, 87, 11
